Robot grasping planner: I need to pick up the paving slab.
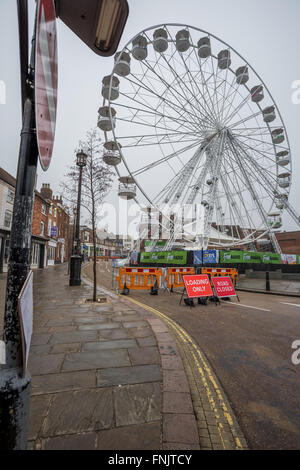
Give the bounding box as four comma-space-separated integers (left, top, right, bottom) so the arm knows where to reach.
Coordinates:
98, 422, 161, 450
41, 388, 114, 437
163, 414, 199, 445
31, 370, 96, 395
28, 354, 64, 375
128, 346, 160, 366
83, 339, 137, 351
48, 330, 97, 345
114, 382, 161, 426
97, 365, 161, 387
41, 433, 97, 450
62, 349, 130, 372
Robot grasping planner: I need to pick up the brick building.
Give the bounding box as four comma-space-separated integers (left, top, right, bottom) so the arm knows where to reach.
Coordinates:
31, 190, 50, 268
40, 184, 71, 265
276, 231, 300, 254
0, 168, 71, 272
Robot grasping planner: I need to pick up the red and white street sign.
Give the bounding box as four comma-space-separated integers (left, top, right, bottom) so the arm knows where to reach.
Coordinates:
183, 274, 213, 298
212, 276, 236, 298
35, 0, 58, 171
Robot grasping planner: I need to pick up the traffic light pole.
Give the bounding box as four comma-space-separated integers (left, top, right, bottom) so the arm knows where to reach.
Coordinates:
0, 1, 38, 450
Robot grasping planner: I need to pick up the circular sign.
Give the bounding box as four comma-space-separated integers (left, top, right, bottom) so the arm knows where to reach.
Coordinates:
35, 0, 58, 171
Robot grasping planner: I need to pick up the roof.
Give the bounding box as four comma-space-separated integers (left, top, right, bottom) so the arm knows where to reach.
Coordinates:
0, 167, 16, 188
0, 167, 49, 204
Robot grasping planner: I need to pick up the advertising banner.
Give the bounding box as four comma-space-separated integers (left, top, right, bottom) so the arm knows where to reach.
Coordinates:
166, 251, 187, 265
242, 251, 262, 264
145, 240, 166, 252
212, 276, 236, 298
130, 251, 139, 265
261, 253, 281, 264
203, 250, 219, 264
183, 274, 213, 298
220, 251, 243, 263
194, 250, 219, 265
193, 250, 202, 265
281, 254, 297, 265
140, 252, 153, 263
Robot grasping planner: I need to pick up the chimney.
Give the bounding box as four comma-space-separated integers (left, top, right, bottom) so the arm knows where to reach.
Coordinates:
40, 183, 53, 200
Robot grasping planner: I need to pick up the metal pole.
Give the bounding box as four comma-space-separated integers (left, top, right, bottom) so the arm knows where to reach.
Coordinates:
75, 166, 83, 255
69, 166, 83, 286
0, 1, 38, 450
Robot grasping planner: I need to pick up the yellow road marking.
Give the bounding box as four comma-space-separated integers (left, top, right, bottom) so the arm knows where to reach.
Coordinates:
125, 296, 243, 450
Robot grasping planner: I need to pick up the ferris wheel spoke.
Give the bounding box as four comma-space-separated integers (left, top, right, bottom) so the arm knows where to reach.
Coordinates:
167, 40, 218, 126
193, 52, 221, 121
223, 93, 252, 126
227, 138, 274, 237
163, 148, 204, 205
132, 140, 201, 177
231, 132, 283, 151
213, 73, 236, 121
222, 151, 259, 232
146, 43, 215, 127
114, 98, 200, 134
116, 115, 201, 138
227, 110, 262, 129
121, 73, 201, 125
231, 136, 279, 185
117, 133, 200, 149
140, 56, 207, 127
232, 135, 283, 166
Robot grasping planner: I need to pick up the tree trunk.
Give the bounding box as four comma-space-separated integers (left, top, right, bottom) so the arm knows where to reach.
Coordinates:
92, 206, 97, 301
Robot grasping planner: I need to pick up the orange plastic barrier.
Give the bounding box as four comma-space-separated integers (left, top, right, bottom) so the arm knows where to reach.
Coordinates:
201, 267, 239, 286
116, 267, 163, 292
165, 267, 195, 290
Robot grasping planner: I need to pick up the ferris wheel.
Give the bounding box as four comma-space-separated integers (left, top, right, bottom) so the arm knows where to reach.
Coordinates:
98, 23, 299, 252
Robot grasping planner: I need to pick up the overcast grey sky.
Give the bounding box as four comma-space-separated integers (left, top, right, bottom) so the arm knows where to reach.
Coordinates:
0, 0, 299, 232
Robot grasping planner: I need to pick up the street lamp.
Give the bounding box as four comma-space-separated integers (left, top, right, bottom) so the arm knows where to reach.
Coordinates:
0, 0, 129, 451
69, 150, 87, 286
55, 0, 129, 56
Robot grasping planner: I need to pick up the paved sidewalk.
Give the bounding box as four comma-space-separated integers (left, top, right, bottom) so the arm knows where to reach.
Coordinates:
28, 264, 200, 450
237, 277, 300, 296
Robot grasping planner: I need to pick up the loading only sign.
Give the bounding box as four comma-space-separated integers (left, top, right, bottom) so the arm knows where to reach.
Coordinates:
183, 274, 214, 298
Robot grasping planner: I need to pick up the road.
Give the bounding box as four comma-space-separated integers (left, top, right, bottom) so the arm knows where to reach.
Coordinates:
85, 260, 300, 450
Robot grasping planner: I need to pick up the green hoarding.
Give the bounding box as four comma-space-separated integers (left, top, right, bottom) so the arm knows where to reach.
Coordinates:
140, 250, 187, 265
261, 253, 281, 264
220, 251, 243, 263
140, 252, 153, 263
165, 251, 187, 265
242, 251, 262, 264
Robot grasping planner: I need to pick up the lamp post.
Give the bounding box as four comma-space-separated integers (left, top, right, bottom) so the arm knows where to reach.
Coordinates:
69, 151, 87, 286
0, 0, 128, 451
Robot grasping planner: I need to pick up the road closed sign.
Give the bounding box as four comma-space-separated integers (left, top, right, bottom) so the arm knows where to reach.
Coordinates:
212, 276, 236, 298
183, 274, 213, 298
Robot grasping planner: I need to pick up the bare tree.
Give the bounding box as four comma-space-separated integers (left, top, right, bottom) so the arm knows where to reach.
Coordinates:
61, 128, 114, 301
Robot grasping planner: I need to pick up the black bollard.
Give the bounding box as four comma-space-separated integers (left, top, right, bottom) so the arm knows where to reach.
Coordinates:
266, 271, 270, 291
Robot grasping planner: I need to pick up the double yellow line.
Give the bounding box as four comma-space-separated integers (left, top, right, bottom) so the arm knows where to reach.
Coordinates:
125, 296, 244, 450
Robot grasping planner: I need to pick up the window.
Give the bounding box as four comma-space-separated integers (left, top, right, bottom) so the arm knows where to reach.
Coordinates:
31, 243, 40, 266
41, 204, 46, 215
40, 221, 45, 236
4, 210, 12, 228
48, 219, 52, 236
7, 189, 14, 204
48, 246, 55, 261
54, 208, 57, 218
49, 205, 52, 215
